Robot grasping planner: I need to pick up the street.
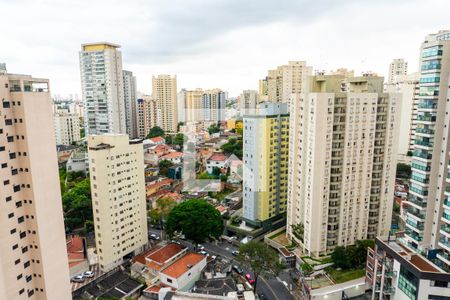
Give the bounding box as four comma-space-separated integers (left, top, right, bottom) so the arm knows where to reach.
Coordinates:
148, 227, 294, 300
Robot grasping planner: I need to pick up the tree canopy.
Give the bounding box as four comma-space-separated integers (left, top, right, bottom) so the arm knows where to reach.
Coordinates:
165, 199, 223, 243
236, 241, 280, 289
159, 159, 174, 176
147, 126, 165, 138
62, 178, 93, 232
221, 138, 243, 159
331, 239, 375, 270
148, 197, 177, 226
208, 123, 220, 135
396, 163, 412, 179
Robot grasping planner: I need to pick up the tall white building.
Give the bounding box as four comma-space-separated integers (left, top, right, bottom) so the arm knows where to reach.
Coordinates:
79, 42, 126, 135
266, 61, 313, 103
152, 75, 178, 133
0, 68, 71, 299
287, 74, 400, 256
238, 90, 259, 115
177, 89, 186, 123
385, 73, 420, 163
88, 134, 148, 271
202, 89, 226, 123
123, 70, 138, 138
388, 58, 408, 84
53, 110, 81, 145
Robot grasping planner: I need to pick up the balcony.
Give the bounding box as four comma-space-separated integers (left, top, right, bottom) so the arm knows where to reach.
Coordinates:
406, 219, 424, 231
383, 287, 396, 295
439, 238, 450, 252
415, 139, 433, 148
413, 150, 432, 160
404, 197, 427, 209
444, 199, 450, 210
385, 271, 397, 278
415, 127, 435, 135
417, 102, 438, 110
416, 115, 436, 123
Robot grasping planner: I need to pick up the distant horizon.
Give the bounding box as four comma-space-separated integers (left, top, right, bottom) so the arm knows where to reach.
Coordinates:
1, 0, 448, 97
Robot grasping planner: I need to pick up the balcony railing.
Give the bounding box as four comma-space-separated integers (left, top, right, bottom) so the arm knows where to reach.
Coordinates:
406, 219, 424, 230
415, 127, 435, 135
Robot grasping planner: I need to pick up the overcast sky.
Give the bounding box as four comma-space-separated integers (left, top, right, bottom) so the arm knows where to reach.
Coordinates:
0, 0, 448, 97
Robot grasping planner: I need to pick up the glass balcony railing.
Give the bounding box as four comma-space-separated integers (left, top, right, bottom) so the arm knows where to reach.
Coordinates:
406, 197, 427, 208
411, 163, 431, 172
406, 207, 426, 219
444, 200, 450, 208
417, 102, 438, 109
441, 224, 450, 234
417, 115, 437, 122
411, 175, 429, 184
405, 228, 423, 242
415, 127, 435, 135
406, 219, 424, 230
415, 139, 433, 147
410, 186, 428, 196
443, 212, 450, 221
413, 150, 432, 160
439, 238, 450, 249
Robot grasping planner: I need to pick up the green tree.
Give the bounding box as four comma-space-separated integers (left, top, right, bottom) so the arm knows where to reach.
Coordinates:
208, 123, 220, 135
159, 159, 174, 176
165, 199, 223, 243
148, 197, 177, 228
212, 166, 221, 177
396, 163, 412, 179
291, 223, 304, 242
62, 178, 92, 232
331, 246, 349, 269
177, 122, 184, 132
221, 138, 243, 159
236, 241, 279, 290
165, 134, 173, 144
174, 133, 187, 148
147, 126, 165, 138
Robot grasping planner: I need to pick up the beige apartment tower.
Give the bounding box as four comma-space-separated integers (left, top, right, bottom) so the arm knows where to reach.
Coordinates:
88, 134, 148, 271
53, 110, 81, 145
136, 95, 158, 139
152, 75, 178, 133
0, 68, 71, 299
287, 74, 400, 256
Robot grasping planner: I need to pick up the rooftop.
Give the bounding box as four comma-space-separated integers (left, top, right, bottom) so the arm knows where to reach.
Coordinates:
161, 152, 184, 159
161, 252, 206, 279
146, 243, 186, 270
208, 153, 228, 162
150, 136, 165, 143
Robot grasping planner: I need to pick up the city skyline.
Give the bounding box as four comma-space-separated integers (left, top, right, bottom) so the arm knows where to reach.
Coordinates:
0, 0, 449, 97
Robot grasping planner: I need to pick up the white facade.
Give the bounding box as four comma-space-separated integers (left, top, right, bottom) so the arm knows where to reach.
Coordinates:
238, 90, 259, 115
0, 71, 71, 299
388, 58, 408, 84
53, 110, 81, 145
153, 75, 178, 133
123, 70, 138, 138
88, 134, 148, 271
159, 254, 207, 292
287, 75, 400, 256
80, 42, 126, 135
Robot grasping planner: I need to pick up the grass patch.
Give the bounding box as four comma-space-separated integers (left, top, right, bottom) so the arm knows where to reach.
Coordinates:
326, 267, 366, 284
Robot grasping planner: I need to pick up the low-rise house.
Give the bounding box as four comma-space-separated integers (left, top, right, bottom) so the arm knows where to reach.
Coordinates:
56, 144, 78, 164
206, 153, 229, 174
66, 150, 89, 175
145, 243, 188, 275
278, 247, 296, 268
146, 178, 174, 198
160, 151, 184, 164
149, 136, 165, 145
193, 277, 237, 297
168, 164, 183, 180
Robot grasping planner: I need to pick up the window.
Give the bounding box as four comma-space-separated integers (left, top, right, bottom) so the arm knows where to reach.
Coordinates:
24, 261, 30, 268
167, 278, 173, 283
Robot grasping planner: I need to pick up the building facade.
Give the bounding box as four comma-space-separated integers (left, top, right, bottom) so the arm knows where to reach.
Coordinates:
152, 75, 177, 133
202, 89, 226, 123
79, 42, 126, 135
53, 110, 81, 145
184, 88, 204, 123
266, 61, 313, 103
136, 96, 158, 139
123, 70, 138, 138
0, 69, 71, 299
287, 74, 400, 256
238, 90, 259, 115
243, 102, 289, 227
88, 134, 148, 271
388, 58, 408, 84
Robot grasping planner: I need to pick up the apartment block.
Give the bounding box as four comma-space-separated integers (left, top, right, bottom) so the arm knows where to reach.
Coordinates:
88, 134, 148, 271
243, 102, 289, 227
266, 61, 313, 103
184, 88, 204, 123
79, 42, 126, 135
388, 58, 408, 84
136, 96, 158, 139
238, 90, 259, 115
152, 75, 177, 133
53, 110, 81, 145
0, 69, 71, 299
202, 88, 226, 123
123, 70, 138, 138
287, 74, 400, 256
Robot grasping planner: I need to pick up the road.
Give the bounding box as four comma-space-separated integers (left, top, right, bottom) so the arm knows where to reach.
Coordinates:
148, 227, 293, 300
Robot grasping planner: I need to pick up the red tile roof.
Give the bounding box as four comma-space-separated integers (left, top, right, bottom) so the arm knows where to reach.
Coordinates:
208, 153, 228, 162
150, 136, 165, 143
161, 252, 206, 279
160, 152, 183, 159
133, 245, 162, 264
145, 243, 186, 271
66, 236, 85, 261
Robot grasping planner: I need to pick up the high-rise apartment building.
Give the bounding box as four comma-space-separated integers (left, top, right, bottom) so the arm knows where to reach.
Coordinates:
388, 58, 408, 84
53, 110, 81, 145
152, 75, 177, 133
88, 134, 148, 271
79, 42, 126, 135
123, 70, 138, 138
385, 73, 420, 163
287, 74, 400, 256
177, 89, 186, 123
258, 77, 268, 102
238, 90, 259, 115
401, 31, 450, 271
184, 88, 204, 122
0, 68, 71, 299
243, 102, 289, 227
136, 96, 158, 139
266, 61, 313, 103
202, 89, 226, 123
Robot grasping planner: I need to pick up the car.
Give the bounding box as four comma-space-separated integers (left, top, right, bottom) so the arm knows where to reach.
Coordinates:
245, 273, 255, 284
150, 234, 160, 240
71, 275, 85, 282
198, 244, 205, 251
199, 250, 208, 256
231, 250, 239, 256
232, 265, 243, 275
83, 270, 95, 278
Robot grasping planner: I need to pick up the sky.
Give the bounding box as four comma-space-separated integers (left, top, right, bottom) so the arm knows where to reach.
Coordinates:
0, 0, 449, 98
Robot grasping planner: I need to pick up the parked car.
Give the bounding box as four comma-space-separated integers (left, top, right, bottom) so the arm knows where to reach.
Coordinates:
198, 244, 205, 251
232, 265, 243, 275
71, 275, 85, 282
245, 273, 255, 284
199, 250, 208, 256
150, 234, 160, 240
83, 271, 95, 278
232, 250, 240, 256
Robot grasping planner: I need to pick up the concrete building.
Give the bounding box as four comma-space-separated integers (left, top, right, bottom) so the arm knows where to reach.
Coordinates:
388, 58, 408, 84
258, 77, 268, 101
53, 109, 81, 145
79, 42, 126, 135
366, 236, 450, 300
203, 89, 226, 123
136, 96, 158, 139
177, 89, 186, 123
123, 70, 138, 138
88, 134, 148, 271
0, 69, 71, 299
184, 88, 204, 122
66, 150, 89, 175
401, 31, 450, 272
287, 74, 400, 256
153, 75, 177, 133
385, 73, 420, 163
243, 102, 289, 227
238, 90, 259, 115
266, 61, 313, 103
